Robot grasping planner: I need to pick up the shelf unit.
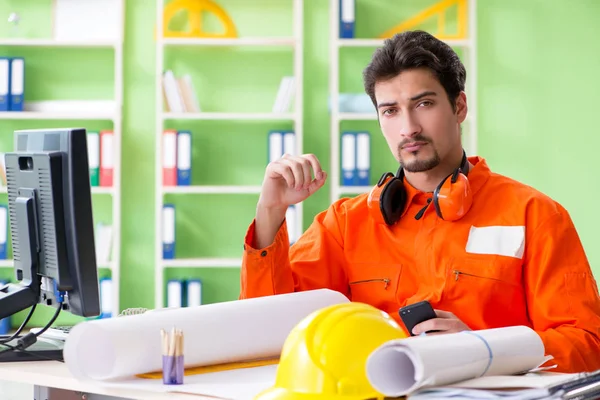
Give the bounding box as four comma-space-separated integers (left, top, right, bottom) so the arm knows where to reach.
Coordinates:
153, 0, 304, 309
328, 0, 478, 202
0, 3, 125, 318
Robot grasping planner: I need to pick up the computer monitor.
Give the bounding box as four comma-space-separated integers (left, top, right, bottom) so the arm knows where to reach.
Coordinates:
0, 128, 100, 321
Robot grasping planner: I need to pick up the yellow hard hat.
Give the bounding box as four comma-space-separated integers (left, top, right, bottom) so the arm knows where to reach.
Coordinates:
255, 302, 407, 400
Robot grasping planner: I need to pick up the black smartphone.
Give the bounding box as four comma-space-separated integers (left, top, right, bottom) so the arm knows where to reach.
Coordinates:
398, 300, 438, 336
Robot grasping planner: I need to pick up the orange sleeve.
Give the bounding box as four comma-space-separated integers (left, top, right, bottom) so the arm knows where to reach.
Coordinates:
239, 200, 351, 300
525, 205, 600, 373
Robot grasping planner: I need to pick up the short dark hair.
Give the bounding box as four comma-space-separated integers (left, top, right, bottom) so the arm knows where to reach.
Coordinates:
363, 30, 466, 111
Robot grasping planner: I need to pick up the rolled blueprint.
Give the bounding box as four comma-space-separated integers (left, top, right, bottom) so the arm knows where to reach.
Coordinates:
366, 325, 550, 397
63, 289, 349, 381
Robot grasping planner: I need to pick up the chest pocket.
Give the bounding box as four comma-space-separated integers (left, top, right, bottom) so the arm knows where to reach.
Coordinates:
443, 255, 526, 328
347, 263, 401, 311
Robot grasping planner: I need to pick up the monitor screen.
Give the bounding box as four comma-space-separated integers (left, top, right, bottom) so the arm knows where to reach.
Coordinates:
0, 128, 100, 320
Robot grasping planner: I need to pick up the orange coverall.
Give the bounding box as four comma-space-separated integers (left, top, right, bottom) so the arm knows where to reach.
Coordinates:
240, 156, 600, 373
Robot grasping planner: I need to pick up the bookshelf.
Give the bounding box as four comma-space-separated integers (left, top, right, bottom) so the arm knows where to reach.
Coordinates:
328, 0, 478, 202
0, 2, 125, 320
153, 0, 304, 308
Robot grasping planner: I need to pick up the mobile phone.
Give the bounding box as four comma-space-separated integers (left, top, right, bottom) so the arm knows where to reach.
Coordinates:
398, 300, 438, 336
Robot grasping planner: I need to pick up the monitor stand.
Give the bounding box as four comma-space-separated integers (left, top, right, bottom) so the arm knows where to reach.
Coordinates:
0, 335, 63, 362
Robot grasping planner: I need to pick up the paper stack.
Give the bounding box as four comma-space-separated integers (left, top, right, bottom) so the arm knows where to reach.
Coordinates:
272, 76, 295, 113
162, 70, 201, 113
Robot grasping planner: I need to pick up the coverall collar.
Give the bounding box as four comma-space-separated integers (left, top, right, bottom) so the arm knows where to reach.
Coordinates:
400, 156, 490, 218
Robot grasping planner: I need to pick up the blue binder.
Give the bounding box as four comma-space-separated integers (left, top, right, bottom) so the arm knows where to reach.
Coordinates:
0, 280, 10, 334
9, 57, 24, 112
99, 277, 112, 318
186, 279, 202, 307
339, 0, 355, 38
163, 204, 175, 259
167, 279, 184, 308
176, 130, 191, 186
341, 131, 357, 186
356, 132, 371, 186
267, 130, 284, 164
0, 57, 11, 112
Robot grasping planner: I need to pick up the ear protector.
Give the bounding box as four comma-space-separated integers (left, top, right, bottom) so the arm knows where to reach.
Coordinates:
367, 150, 473, 225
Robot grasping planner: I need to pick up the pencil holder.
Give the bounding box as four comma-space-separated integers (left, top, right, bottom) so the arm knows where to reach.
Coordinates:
162, 354, 184, 385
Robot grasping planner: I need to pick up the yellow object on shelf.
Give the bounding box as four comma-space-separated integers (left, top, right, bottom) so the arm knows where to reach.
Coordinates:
254, 302, 408, 400
163, 0, 237, 39
136, 356, 278, 379
378, 0, 468, 41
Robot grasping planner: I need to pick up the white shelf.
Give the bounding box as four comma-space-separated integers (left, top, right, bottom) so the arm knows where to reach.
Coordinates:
0, 39, 118, 48
154, 0, 305, 308
163, 185, 262, 194
162, 258, 242, 268
162, 37, 296, 47
337, 38, 472, 48
162, 112, 296, 121
0, 111, 116, 120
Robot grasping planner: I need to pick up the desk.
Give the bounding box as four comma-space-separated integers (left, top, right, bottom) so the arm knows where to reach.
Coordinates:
0, 361, 212, 400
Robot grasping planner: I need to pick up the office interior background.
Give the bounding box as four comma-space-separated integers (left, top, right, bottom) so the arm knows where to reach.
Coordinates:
0, 0, 598, 330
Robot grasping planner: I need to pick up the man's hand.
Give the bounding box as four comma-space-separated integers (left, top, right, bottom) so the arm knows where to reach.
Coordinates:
412, 309, 471, 335
254, 154, 327, 249
258, 153, 327, 210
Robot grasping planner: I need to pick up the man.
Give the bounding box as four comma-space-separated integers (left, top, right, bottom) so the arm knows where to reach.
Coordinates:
239, 30, 600, 373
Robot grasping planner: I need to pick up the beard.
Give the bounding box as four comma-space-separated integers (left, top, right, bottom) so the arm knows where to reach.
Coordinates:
397, 135, 441, 173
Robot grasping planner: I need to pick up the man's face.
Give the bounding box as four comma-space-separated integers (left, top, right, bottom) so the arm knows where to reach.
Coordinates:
374, 68, 467, 172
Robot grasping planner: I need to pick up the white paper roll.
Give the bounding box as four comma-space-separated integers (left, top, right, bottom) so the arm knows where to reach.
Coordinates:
366, 325, 548, 397
63, 289, 349, 381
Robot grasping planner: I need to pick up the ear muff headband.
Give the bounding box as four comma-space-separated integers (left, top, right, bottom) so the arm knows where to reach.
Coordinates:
432, 150, 472, 221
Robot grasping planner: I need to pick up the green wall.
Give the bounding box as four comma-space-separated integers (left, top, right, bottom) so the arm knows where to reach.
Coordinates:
0, 0, 598, 327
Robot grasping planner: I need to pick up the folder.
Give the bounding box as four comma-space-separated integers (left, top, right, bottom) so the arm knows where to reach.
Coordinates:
186, 279, 202, 307
87, 131, 100, 187
0, 280, 10, 334
176, 130, 191, 186
163, 204, 175, 259
268, 130, 283, 164
9, 57, 23, 112
167, 279, 183, 308
286, 205, 298, 245
341, 132, 357, 186
163, 130, 177, 186
0, 205, 7, 259
339, 0, 355, 38
0, 58, 10, 111
100, 278, 112, 318
356, 132, 370, 186
99, 130, 114, 187
272, 76, 294, 113
283, 131, 295, 156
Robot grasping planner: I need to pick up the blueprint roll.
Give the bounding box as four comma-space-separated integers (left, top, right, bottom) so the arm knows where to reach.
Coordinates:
365, 325, 550, 397
63, 289, 349, 381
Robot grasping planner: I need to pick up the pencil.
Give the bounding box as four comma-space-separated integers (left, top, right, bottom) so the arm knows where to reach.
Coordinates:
161, 329, 167, 355
169, 327, 176, 357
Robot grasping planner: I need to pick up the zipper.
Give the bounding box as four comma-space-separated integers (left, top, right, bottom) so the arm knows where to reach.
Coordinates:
349, 278, 390, 289
453, 269, 506, 283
